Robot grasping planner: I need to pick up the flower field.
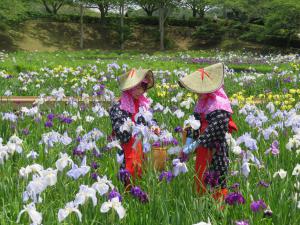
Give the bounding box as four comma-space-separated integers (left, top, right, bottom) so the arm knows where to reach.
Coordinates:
0, 50, 299, 225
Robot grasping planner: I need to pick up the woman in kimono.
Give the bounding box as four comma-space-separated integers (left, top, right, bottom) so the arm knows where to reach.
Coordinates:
179, 63, 238, 200
109, 68, 158, 189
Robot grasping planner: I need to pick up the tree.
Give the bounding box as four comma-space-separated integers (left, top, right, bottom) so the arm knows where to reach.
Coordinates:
0, 0, 26, 23
111, 0, 131, 49
41, 0, 67, 14
134, 0, 158, 16
213, 0, 266, 23
120, 0, 125, 49
183, 0, 210, 18
72, 0, 88, 49
263, 0, 300, 47
87, 0, 113, 23
156, 0, 181, 50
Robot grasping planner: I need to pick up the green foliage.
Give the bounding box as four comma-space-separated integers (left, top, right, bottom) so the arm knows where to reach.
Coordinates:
134, 0, 159, 16
0, 0, 300, 49
192, 19, 224, 43
0, 50, 299, 225
263, 0, 300, 46
239, 24, 265, 43
0, 0, 27, 24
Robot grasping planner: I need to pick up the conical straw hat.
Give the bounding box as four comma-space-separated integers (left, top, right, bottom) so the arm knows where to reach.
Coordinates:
178, 63, 224, 93
118, 68, 154, 91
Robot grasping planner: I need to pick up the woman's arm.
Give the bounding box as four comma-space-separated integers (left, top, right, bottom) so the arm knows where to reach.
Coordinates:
185, 113, 201, 139
109, 103, 132, 144
197, 110, 231, 148
183, 110, 230, 154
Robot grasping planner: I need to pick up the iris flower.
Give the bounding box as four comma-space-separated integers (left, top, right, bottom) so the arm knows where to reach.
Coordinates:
100, 197, 126, 220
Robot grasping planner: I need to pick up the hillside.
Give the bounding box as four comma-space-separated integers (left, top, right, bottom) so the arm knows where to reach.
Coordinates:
0, 19, 282, 52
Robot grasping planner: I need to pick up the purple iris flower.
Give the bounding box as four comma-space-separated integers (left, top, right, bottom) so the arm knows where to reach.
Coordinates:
73, 148, 85, 157
92, 149, 101, 158
225, 192, 245, 205
91, 162, 98, 169
230, 183, 240, 191
130, 186, 142, 197
76, 136, 82, 142
179, 152, 189, 162
265, 140, 279, 155
22, 128, 30, 135
257, 180, 270, 188
130, 186, 149, 203
152, 141, 161, 147
118, 168, 131, 183
47, 113, 55, 121
91, 172, 98, 180
235, 220, 249, 225
108, 189, 122, 202
139, 191, 149, 203
204, 171, 220, 188
283, 77, 291, 83
174, 126, 183, 133
172, 138, 179, 146
250, 199, 267, 212
62, 117, 73, 124
96, 91, 104, 96
45, 120, 53, 128
159, 171, 173, 183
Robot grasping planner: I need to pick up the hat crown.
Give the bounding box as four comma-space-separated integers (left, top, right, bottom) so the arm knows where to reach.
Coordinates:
118, 68, 154, 91
179, 63, 224, 94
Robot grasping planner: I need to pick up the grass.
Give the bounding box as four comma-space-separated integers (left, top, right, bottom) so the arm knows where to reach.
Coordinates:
0, 50, 299, 225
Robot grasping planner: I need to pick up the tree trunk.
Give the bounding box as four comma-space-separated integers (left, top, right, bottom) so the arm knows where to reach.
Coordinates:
198, 9, 205, 19
42, 0, 53, 14
80, 4, 84, 49
98, 4, 107, 24
192, 8, 197, 17
145, 9, 153, 16
159, 6, 165, 51
53, 8, 58, 15
120, 2, 125, 50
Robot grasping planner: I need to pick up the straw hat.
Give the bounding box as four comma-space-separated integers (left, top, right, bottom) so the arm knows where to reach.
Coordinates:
178, 63, 224, 94
118, 68, 154, 91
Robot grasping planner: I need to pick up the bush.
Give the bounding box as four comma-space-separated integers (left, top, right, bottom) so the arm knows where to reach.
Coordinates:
127, 16, 158, 26
239, 24, 265, 43
192, 20, 224, 43
167, 18, 203, 27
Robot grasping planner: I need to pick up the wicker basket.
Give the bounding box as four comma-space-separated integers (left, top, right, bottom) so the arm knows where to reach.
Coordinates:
182, 129, 188, 145
152, 146, 167, 171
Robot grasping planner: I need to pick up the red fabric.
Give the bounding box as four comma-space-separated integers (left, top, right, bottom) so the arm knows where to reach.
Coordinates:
229, 116, 238, 133
121, 137, 143, 178
194, 114, 237, 194
121, 98, 144, 179
195, 146, 213, 194
212, 188, 228, 201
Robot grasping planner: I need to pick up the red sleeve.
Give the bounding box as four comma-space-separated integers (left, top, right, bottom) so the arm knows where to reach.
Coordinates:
228, 116, 238, 133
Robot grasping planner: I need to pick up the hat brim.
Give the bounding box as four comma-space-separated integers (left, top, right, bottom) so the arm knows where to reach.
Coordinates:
118, 69, 154, 91
178, 63, 224, 94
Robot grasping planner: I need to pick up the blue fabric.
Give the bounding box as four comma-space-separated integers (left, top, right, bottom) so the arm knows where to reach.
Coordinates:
183, 139, 199, 154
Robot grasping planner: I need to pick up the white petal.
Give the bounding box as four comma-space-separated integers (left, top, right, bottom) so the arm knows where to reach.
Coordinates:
93, 183, 109, 196
28, 209, 42, 224
115, 205, 126, 219
74, 195, 86, 206
72, 208, 82, 222
173, 166, 179, 177
17, 209, 26, 223
100, 202, 112, 213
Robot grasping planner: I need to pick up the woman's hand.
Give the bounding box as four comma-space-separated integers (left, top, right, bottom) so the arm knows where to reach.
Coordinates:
183, 138, 199, 154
